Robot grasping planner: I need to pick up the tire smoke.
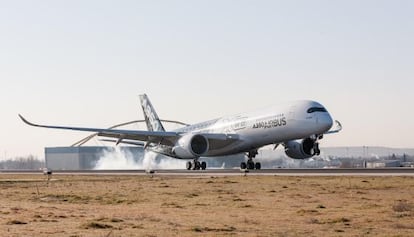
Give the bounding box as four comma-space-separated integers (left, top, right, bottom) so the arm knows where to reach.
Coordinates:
94, 146, 186, 170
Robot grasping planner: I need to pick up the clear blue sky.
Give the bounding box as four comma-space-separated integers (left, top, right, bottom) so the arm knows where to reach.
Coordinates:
1, 1, 413, 159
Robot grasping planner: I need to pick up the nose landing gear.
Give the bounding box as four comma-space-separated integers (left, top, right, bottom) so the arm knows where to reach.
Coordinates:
314, 142, 320, 156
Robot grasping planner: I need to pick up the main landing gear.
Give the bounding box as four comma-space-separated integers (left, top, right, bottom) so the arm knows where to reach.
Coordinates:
186, 159, 207, 170
240, 150, 261, 170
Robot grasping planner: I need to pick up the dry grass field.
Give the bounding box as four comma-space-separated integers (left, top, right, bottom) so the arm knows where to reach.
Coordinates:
0, 174, 413, 237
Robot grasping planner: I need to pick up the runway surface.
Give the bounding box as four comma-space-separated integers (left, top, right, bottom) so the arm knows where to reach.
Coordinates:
1, 168, 414, 176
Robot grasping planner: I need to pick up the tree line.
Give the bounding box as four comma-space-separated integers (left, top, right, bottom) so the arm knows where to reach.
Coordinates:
0, 155, 45, 170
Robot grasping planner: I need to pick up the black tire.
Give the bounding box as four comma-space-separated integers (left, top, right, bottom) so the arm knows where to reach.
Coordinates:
186, 161, 192, 170
201, 161, 207, 170
194, 161, 201, 170
240, 162, 247, 169
255, 162, 261, 170
247, 161, 255, 170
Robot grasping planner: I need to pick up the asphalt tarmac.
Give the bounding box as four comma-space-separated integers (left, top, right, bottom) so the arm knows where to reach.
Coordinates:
1, 168, 414, 176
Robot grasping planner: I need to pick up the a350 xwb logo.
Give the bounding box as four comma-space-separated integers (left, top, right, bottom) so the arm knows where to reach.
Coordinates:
143, 99, 161, 131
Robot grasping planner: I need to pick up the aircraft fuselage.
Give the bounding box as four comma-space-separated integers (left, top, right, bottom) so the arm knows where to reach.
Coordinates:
149, 100, 333, 158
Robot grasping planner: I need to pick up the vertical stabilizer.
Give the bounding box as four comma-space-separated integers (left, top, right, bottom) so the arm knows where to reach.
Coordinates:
139, 94, 165, 132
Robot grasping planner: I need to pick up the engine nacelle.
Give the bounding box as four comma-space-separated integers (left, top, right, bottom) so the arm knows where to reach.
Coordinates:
284, 138, 317, 159
172, 134, 209, 159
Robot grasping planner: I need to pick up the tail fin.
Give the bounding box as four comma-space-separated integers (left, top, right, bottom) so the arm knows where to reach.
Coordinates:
139, 94, 165, 132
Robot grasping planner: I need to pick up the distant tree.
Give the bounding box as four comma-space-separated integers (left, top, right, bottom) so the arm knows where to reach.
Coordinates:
0, 155, 44, 170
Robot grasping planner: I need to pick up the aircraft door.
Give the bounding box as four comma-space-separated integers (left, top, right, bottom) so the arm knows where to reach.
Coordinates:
288, 106, 296, 121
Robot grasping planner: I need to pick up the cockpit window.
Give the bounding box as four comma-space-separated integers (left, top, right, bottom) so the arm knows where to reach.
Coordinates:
307, 107, 327, 113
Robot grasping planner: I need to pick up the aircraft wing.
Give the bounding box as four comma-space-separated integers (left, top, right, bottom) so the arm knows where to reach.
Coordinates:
19, 115, 180, 146
18, 115, 241, 148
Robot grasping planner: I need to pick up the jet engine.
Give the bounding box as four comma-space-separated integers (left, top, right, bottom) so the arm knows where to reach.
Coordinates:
284, 138, 319, 159
172, 134, 209, 159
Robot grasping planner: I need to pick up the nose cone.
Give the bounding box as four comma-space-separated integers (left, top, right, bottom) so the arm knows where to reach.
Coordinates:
320, 112, 334, 132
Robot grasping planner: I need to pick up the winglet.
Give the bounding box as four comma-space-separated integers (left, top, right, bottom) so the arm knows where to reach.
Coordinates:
18, 114, 39, 127
325, 120, 342, 134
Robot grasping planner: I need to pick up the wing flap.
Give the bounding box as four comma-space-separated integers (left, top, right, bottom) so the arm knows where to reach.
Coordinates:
99, 139, 145, 146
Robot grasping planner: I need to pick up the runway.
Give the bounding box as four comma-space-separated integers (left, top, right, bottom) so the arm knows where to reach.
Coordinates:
1, 168, 414, 176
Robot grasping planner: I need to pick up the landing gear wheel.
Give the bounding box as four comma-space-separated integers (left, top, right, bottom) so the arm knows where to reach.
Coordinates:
247, 160, 255, 170
193, 161, 201, 170
201, 161, 207, 170
240, 162, 247, 169
186, 161, 192, 170
255, 162, 261, 170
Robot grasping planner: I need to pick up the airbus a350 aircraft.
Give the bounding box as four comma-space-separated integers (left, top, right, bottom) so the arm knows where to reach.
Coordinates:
19, 94, 341, 170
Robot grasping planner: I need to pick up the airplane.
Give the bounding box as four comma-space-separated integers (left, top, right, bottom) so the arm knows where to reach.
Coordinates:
19, 94, 342, 170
